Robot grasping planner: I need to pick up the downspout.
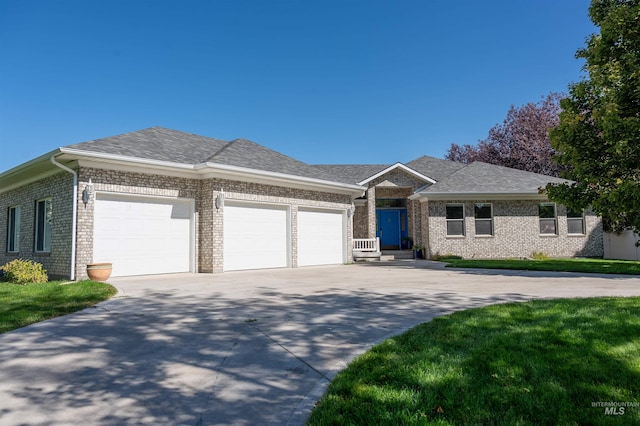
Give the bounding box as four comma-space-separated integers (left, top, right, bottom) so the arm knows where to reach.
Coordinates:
50, 154, 77, 280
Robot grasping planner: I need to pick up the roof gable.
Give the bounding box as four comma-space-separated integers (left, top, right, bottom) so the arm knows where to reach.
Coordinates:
356, 162, 436, 186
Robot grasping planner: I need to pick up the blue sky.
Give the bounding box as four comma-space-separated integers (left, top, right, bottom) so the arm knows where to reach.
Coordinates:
0, 0, 595, 172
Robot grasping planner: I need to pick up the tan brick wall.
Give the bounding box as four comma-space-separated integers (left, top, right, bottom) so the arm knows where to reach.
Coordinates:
75, 168, 353, 276
0, 171, 75, 279
426, 199, 603, 259
211, 177, 353, 271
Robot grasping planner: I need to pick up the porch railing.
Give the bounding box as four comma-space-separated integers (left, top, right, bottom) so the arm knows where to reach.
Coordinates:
353, 238, 380, 252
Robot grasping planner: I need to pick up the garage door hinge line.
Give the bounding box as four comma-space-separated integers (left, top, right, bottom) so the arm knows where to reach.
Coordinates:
250, 324, 330, 381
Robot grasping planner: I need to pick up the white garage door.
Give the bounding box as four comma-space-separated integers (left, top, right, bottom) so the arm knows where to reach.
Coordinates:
224, 203, 288, 271
297, 209, 345, 266
94, 193, 193, 277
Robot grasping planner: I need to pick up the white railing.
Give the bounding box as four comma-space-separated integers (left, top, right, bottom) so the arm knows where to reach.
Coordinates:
353, 237, 380, 252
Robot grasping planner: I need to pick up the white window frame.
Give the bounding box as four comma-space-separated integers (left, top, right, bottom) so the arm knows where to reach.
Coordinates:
538, 203, 557, 235
7, 205, 21, 252
474, 203, 493, 236
567, 208, 586, 235
446, 203, 465, 237
35, 198, 52, 253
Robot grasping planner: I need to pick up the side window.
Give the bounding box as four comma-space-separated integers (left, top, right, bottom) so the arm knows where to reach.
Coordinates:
567, 209, 585, 235
35, 198, 52, 252
7, 205, 21, 252
446, 204, 465, 236
474, 203, 493, 236
538, 203, 557, 235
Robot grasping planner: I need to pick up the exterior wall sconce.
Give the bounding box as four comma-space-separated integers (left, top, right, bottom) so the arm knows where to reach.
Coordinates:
82, 179, 93, 206
215, 189, 225, 210
348, 203, 355, 217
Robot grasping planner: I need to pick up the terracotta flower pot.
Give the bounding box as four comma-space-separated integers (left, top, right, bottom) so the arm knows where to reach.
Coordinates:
86, 262, 112, 282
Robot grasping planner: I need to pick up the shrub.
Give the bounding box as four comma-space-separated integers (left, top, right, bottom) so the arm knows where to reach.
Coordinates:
0, 259, 48, 284
532, 251, 550, 260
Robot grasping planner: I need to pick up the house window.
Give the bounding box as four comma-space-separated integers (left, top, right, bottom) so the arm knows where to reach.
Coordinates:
7, 206, 21, 252
35, 198, 52, 252
446, 204, 465, 236
538, 203, 557, 235
567, 209, 585, 235
474, 203, 493, 236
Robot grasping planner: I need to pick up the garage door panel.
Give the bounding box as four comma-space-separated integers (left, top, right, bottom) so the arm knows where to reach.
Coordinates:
224, 204, 288, 271
298, 209, 344, 266
94, 194, 192, 277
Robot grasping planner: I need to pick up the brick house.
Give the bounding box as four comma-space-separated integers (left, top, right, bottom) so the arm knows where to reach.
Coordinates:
0, 127, 603, 279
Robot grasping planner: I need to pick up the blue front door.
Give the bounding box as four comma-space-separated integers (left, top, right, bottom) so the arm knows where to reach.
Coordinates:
376, 209, 401, 250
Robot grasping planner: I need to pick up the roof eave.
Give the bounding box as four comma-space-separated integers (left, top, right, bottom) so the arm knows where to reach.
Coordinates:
0, 148, 63, 194
410, 191, 549, 201
57, 149, 365, 196
199, 162, 366, 196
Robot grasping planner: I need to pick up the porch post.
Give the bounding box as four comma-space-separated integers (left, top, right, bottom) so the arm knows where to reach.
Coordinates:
367, 186, 377, 239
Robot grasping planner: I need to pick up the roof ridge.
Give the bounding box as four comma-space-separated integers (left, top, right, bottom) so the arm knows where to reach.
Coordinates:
205, 139, 235, 162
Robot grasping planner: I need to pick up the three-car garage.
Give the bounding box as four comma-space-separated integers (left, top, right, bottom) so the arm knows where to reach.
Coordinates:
93, 194, 347, 277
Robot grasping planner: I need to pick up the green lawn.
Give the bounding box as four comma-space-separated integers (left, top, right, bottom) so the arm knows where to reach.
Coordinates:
0, 280, 117, 333
308, 297, 640, 425
444, 257, 640, 275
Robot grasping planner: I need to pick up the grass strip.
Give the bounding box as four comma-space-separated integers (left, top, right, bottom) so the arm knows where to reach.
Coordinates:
0, 280, 117, 333
444, 258, 640, 275
308, 297, 640, 425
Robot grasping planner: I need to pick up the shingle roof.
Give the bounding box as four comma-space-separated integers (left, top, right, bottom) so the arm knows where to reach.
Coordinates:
420, 161, 568, 195
65, 127, 338, 181
207, 138, 336, 180
66, 127, 228, 164
311, 164, 391, 184
405, 156, 466, 182
62, 127, 565, 194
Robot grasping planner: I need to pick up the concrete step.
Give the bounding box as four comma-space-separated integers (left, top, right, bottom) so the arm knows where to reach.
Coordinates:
381, 250, 415, 260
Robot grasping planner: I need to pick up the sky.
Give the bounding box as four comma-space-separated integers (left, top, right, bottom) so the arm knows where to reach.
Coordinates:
0, 0, 596, 173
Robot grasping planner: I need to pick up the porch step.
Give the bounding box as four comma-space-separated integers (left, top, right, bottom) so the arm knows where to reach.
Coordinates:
381, 250, 415, 260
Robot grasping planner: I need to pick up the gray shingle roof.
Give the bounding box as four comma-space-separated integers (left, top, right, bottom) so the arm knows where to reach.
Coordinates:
66, 127, 228, 164
405, 156, 466, 182
62, 127, 565, 194
421, 161, 568, 195
65, 127, 338, 181
311, 164, 391, 184
207, 138, 336, 180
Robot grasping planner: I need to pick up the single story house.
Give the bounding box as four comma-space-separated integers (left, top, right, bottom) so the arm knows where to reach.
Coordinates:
0, 127, 603, 279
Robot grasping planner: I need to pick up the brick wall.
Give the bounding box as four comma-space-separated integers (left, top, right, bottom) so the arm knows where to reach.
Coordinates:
426, 199, 604, 259
76, 168, 354, 276
0, 171, 74, 279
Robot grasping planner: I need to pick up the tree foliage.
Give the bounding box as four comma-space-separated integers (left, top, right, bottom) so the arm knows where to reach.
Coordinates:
445, 93, 563, 176
545, 0, 640, 233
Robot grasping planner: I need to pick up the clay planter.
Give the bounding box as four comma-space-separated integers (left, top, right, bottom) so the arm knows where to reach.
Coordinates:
86, 263, 112, 282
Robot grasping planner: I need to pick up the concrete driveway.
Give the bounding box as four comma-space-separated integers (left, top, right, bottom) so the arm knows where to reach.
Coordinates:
1, 261, 640, 425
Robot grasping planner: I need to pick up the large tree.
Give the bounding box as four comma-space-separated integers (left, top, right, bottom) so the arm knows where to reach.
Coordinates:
445, 93, 563, 176
545, 0, 640, 233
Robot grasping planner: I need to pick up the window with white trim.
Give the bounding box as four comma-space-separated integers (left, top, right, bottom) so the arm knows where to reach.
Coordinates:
7, 205, 21, 252
538, 203, 557, 235
567, 209, 585, 235
35, 198, 52, 252
446, 204, 465, 236
474, 203, 493, 236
